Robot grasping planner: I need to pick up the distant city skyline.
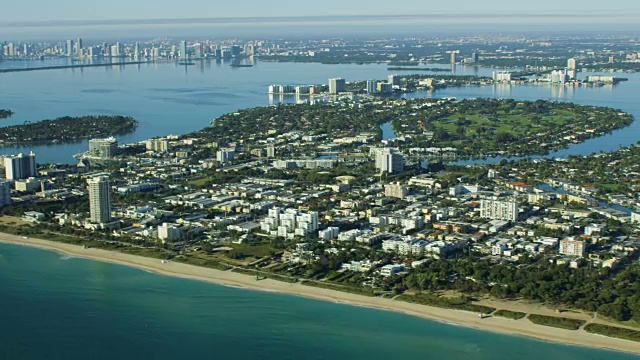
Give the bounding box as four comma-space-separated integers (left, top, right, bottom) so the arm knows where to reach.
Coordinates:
1, 0, 638, 22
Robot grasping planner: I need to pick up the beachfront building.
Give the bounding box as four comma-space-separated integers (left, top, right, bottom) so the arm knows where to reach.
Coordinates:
260, 207, 319, 239
158, 223, 184, 242
88, 175, 112, 224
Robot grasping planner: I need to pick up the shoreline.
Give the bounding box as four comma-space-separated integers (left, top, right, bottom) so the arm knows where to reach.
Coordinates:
1, 233, 638, 356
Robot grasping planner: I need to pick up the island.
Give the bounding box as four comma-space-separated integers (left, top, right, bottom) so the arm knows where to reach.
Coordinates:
0, 115, 138, 144
0, 109, 13, 119
199, 98, 632, 158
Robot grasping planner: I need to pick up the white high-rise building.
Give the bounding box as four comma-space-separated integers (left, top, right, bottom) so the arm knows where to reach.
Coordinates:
374, 148, 404, 174
567, 58, 577, 70
3, 152, 37, 180
216, 149, 236, 164
492, 71, 512, 82
388, 74, 401, 86
328, 78, 346, 94
66, 40, 74, 56
158, 223, 183, 242
266, 145, 276, 158
145, 139, 169, 153
88, 176, 112, 224
260, 208, 319, 239
480, 199, 518, 222
549, 70, 567, 84
366, 80, 377, 94
179, 41, 188, 59
76, 38, 83, 57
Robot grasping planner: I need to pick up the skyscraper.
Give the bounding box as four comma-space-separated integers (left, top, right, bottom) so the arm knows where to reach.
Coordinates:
329, 78, 346, 94
231, 45, 242, 58
567, 58, 577, 70
88, 176, 112, 224
179, 41, 188, 59
76, 38, 83, 57
66, 40, 74, 57
3, 152, 37, 180
133, 42, 140, 60
450, 51, 458, 64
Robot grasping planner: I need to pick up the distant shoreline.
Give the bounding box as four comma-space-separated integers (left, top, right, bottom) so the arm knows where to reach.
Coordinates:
0, 233, 638, 355
0, 61, 154, 73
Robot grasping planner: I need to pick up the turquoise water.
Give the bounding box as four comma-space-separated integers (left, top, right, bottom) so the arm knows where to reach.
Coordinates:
0, 243, 637, 359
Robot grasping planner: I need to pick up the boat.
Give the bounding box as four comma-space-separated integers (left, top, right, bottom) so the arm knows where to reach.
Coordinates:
230, 64, 254, 68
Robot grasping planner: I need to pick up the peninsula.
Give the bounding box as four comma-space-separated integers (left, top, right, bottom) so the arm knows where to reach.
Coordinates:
0, 95, 639, 354
0, 115, 137, 144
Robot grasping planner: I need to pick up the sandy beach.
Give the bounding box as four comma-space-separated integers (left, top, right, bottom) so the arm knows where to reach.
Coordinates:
1, 233, 638, 355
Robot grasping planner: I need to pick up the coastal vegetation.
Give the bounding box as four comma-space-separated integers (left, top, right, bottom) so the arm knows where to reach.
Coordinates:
379, 257, 640, 323
0, 115, 138, 143
397, 293, 496, 314
493, 310, 527, 320
0, 109, 13, 119
584, 324, 640, 342
527, 314, 586, 330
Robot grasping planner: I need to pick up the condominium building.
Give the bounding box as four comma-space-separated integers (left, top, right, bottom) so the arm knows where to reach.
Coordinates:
366, 80, 377, 94
559, 238, 586, 257
145, 139, 169, 153
89, 137, 118, 159
374, 148, 404, 174
384, 182, 408, 199
480, 199, 518, 222
3, 152, 37, 180
328, 78, 346, 94
158, 223, 184, 242
216, 148, 236, 164
260, 207, 319, 239
266, 145, 276, 158
388, 74, 401, 86
492, 71, 512, 82
87, 176, 112, 224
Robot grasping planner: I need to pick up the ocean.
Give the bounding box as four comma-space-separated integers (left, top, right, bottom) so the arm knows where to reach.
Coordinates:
0, 243, 637, 360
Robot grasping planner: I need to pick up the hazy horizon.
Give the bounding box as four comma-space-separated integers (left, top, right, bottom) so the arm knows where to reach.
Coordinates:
2, 13, 640, 41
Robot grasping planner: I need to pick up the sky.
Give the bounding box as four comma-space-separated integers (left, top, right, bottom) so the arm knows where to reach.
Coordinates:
2, 0, 639, 22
